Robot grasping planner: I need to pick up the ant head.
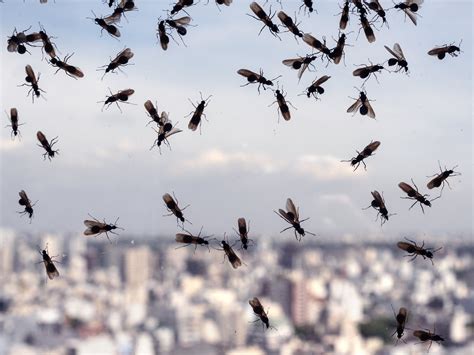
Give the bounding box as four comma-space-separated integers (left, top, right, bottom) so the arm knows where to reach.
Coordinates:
271, 24, 279, 33
423, 200, 432, 207
179, 216, 185, 223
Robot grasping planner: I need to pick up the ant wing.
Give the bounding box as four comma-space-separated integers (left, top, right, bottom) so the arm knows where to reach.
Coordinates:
144, 100, 157, 115
238, 218, 247, 234
398, 182, 415, 194
19, 190, 29, 202
282, 58, 302, 67
162, 193, 177, 207
45, 261, 60, 280
364, 141, 380, 152
25, 65, 37, 83
227, 246, 242, 269
426, 175, 441, 189
427, 47, 447, 56
365, 101, 376, 119
175, 233, 191, 243
173, 16, 192, 26
113, 47, 134, 63
237, 69, 261, 80
393, 43, 406, 60
249, 297, 263, 311
314, 75, 331, 86
397, 241, 414, 252
403, 8, 418, 25
165, 127, 182, 139
119, 88, 135, 96
352, 67, 369, 77
250, 2, 265, 17
347, 98, 362, 113
371, 191, 385, 207
286, 198, 298, 218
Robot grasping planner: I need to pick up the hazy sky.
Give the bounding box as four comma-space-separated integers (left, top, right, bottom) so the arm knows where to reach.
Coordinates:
0, 0, 472, 239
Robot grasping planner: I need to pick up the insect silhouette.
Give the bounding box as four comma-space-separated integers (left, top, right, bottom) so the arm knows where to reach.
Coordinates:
300, 0, 315, 15
329, 32, 347, 65
397, 238, 442, 265
88, 11, 121, 38
269, 87, 295, 122
352, 62, 384, 82
359, 12, 376, 43
156, 19, 170, 50
104, 0, 137, 24
248, 2, 280, 38
38, 23, 57, 59
426, 162, 460, 194
274, 198, 316, 241
394, 0, 423, 26
364, 190, 393, 225
303, 75, 331, 100
277, 11, 303, 39
100, 88, 135, 112
163, 192, 190, 225
217, 238, 242, 269
249, 297, 275, 330
282, 54, 318, 81
20, 65, 45, 102
175, 227, 210, 252
341, 141, 380, 171
302, 33, 331, 60
413, 326, 444, 352
237, 68, 279, 93
390, 305, 408, 344
346, 88, 376, 118
428, 42, 462, 60
49, 54, 84, 79
338, 1, 350, 30
215, 0, 233, 8
398, 179, 440, 213
6, 108, 23, 139
364, 0, 388, 26
18, 190, 36, 220
165, 16, 192, 44
187, 93, 211, 132
144, 100, 162, 125
151, 117, 182, 153
99, 47, 134, 79
83, 215, 123, 242
233, 217, 253, 250
7, 27, 32, 54
384, 43, 409, 73
37, 131, 59, 161
39, 246, 60, 280
170, 0, 195, 16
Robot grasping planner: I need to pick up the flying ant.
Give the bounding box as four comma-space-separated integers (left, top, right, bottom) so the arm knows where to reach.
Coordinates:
398, 179, 440, 213
144, 100, 162, 125
394, 0, 423, 26
20, 65, 45, 102
302, 75, 331, 100
170, 0, 194, 16
274, 198, 316, 241
282, 54, 318, 81
249, 297, 275, 330
385, 43, 408, 73
302, 34, 331, 61
18, 190, 36, 220
215, 0, 233, 8
157, 19, 170, 50
329, 32, 347, 65
6, 108, 23, 139
151, 117, 182, 153
363, 190, 393, 224
390, 305, 408, 344
341, 140, 380, 171
269, 87, 295, 122
99, 47, 134, 79
346, 88, 376, 118
7, 27, 32, 54
36, 23, 58, 60
359, 13, 376, 43
428, 41, 462, 60
397, 238, 442, 265
338, 1, 350, 30
364, 0, 388, 26
187, 92, 211, 132
166, 16, 192, 37
37, 131, 59, 161
216, 237, 242, 269
175, 227, 210, 252
234, 217, 253, 250
104, 0, 137, 24
38, 246, 60, 280
99, 88, 135, 112
413, 326, 444, 352
299, 0, 315, 15
88, 11, 121, 38
163, 192, 190, 225
248, 2, 280, 39
83, 215, 123, 242
237, 68, 279, 93
426, 161, 460, 193
277, 11, 303, 39
352, 62, 384, 82
49, 53, 84, 79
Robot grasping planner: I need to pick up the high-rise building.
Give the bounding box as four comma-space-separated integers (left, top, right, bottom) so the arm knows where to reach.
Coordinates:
124, 246, 153, 305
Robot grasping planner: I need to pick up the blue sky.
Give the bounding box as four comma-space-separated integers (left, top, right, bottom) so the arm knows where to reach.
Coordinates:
0, 0, 472, 238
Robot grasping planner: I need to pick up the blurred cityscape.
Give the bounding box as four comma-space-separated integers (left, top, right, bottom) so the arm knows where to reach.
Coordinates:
0, 229, 473, 355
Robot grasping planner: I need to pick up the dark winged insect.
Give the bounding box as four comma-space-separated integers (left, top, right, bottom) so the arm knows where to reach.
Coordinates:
99, 47, 134, 79
175, 227, 210, 252
234, 217, 253, 250
269, 87, 295, 122
219, 239, 242, 269
352, 0, 369, 15
187, 92, 211, 132
428, 42, 462, 60
215, 0, 233, 7
352, 62, 384, 82
171, 0, 194, 15
277, 11, 303, 39
302, 33, 331, 60
6, 108, 23, 139
363, 190, 393, 225
364, 0, 388, 25
237, 68, 279, 93
38, 23, 57, 59
398, 179, 440, 213
39, 246, 60, 280
7, 27, 31, 54
390, 305, 408, 344
18, 190, 35, 220
397, 238, 442, 265
20, 65, 45, 102
144, 100, 162, 125
303, 75, 331, 100
151, 117, 182, 153
347, 88, 375, 118
342, 141, 380, 170
385, 43, 409, 73
157, 19, 170, 50
249, 297, 274, 329
426, 161, 460, 193
165, 16, 192, 41
329, 32, 347, 65
282, 54, 318, 81
248, 2, 280, 38
339, 1, 350, 30
50, 54, 84, 79
300, 0, 315, 15
394, 0, 423, 26
83, 215, 123, 242
274, 198, 316, 241
163, 192, 190, 225
88, 11, 121, 38
100, 88, 135, 112
359, 13, 376, 43
37, 131, 59, 161
413, 326, 444, 352
104, 0, 137, 24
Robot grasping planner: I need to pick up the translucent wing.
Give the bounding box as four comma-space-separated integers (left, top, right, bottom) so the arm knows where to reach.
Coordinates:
45, 261, 60, 280
371, 191, 385, 208
237, 69, 261, 80
393, 43, 405, 60
364, 141, 380, 152
427, 175, 441, 189
427, 47, 447, 56
238, 218, 247, 234
25, 65, 37, 82
398, 182, 415, 194
314, 75, 331, 86
365, 101, 376, 119
286, 198, 298, 217
397, 241, 413, 251
347, 99, 362, 113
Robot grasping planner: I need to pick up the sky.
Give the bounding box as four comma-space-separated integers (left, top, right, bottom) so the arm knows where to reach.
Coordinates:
0, 0, 472, 239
